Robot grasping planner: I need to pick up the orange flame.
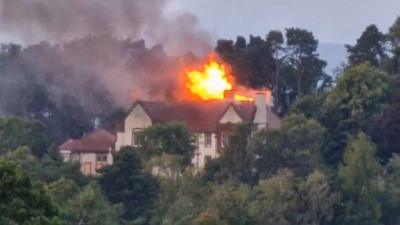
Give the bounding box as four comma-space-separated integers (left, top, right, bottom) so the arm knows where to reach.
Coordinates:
186, 60, 232, 100
234, 94, 254, 101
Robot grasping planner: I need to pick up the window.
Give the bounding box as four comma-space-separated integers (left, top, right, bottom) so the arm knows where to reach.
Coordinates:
204, 133, 212, 147
83, 162, 92, 176
96, 154, 108, 170
221, 132, 230, 148
71, 153, 80, 162
132, 129, 143, 147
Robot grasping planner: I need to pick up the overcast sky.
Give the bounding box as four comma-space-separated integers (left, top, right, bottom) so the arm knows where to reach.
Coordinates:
169, 0, 400, 44
0, 0, 399, 46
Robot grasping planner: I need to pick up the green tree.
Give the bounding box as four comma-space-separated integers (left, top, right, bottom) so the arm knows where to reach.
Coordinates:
388, 16, 400, 73
285, 28, 328, 97
379, 154, 400, 225
337, 133, 383, 225
216, 35, 276, 88
0, 117, 50, 157
346, 24, 387, 67
99, 147, 160, 224
250, 170, 297, 225
63, 182, 121, 225
289, 92, 328, 120
205, 124, 256, 184
297, 170, 341, 225
141, 122, 196, 168
2, 145, 87, 185
253, 114, 325, 178
322, 63, 393, 166
0, 160, 64, 225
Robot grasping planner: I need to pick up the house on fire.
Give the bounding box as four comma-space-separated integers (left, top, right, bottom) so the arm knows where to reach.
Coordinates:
115, 91, 281, 170
59, 91, 281, 175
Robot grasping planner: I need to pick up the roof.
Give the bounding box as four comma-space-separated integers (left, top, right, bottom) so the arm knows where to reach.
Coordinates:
124, 100, 281, 132
59, 129, 115, 153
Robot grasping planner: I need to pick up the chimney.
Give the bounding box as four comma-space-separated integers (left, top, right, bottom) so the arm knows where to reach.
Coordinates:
253, 90, 270, 130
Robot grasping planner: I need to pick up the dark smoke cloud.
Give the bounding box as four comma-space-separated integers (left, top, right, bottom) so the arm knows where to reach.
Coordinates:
0, 0, 212, 140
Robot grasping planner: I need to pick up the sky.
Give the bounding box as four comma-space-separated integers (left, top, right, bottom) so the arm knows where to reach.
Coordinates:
169, 0, 400, 44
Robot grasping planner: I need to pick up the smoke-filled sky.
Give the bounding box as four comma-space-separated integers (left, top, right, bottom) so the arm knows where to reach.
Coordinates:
1, 0, 399, 46
170, 0, 400, 44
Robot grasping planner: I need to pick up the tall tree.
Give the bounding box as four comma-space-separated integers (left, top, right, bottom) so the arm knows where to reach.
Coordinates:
388, 16, 400, 73
346, 24, 387, 67
99, 147, 160, 224
216, 35, 276, 88
253, 114, 325, 178
337, 133, 383, 225
0, 117, 50, 157
0, 160, 64, 225
285, 28, 328, 97
322, 63, 393, 166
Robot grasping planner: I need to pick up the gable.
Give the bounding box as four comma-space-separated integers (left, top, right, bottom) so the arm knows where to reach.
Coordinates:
219, 105, 243, 124
125, 104, 152, 130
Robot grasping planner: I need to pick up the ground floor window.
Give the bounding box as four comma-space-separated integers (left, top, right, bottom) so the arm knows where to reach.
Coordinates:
96, 154, 108, 170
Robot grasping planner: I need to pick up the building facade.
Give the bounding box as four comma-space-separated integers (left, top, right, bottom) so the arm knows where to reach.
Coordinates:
115, 92, 281, 170
59, 129, 114, 176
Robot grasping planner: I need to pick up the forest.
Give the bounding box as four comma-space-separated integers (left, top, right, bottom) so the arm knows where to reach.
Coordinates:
1, 15, 400, 225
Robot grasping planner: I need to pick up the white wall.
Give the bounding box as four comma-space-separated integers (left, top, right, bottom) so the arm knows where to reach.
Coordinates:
219, 106, 243, 123
192, 132, 219, 170
118, 105, 152, 149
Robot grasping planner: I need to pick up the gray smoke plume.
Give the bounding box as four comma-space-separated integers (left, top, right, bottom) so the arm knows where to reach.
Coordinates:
0, 0, 211, 55
0, 0, 213, 140
0, 0, 212, 108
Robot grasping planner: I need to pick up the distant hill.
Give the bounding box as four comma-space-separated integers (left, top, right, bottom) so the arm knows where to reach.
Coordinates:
318, 43, 347, 75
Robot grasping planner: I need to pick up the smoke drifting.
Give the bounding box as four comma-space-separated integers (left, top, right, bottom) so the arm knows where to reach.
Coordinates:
0, 0, 213, 139
0, 0, 211, 55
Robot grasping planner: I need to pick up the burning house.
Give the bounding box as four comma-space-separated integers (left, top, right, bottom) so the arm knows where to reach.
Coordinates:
115, 91, 280, 170
59, 58, 281, 174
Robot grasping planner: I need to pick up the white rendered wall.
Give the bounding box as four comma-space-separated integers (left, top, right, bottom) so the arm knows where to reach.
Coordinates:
122, 105, 152, 148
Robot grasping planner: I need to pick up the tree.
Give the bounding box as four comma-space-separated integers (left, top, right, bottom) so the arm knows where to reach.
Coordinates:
388, 16, 400, 74
253, 114, 325, 178
346, 24, 387, 67
337, 133, 383, 225
99, 147, 160, 224
250, 170, 298, 225
0, 117, 50, 157
62, 182, 121, 225
216, 35, 276, 88
297, 170, 341, 225
285, 28, 328, 97
141, 122, 196, 168
206, 124, 256, 184
288, 92, 328, 120
0, 160, 64, 225
205, 181, 254, 225
322, 63, 393, 166
266, 30, 286, 112
378, 85, 400, 160
2, 145, 87, 185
